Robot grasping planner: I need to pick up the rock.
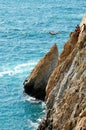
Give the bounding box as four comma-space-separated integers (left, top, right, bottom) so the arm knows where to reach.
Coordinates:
74, 117, 86, 130
23, 44, 58, 100
38, 13, 86, 129
45, 14, 86, 100
46, 29, 79, 100
79, 108, 86, 118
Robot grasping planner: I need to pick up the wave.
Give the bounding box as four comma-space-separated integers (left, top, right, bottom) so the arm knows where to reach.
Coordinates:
28, 119, 39, 130
0, 61, 38, 77
24, 94, 42, 104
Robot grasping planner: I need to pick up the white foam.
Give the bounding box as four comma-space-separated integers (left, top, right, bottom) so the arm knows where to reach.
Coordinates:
0, 60, 38, 77
28, 119, 39, 129
41, 102, 46, 109
24, 94, 41, 104
37, 118, 42, 123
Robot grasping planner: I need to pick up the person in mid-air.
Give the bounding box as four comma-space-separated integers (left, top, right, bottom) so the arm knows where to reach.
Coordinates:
48, 31, 61, 35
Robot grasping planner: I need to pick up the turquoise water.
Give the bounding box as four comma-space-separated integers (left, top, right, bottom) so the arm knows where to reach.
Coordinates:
0, 0, 86, 130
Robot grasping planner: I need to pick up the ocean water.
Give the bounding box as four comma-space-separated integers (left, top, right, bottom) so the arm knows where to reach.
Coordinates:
0, 0, 86, 130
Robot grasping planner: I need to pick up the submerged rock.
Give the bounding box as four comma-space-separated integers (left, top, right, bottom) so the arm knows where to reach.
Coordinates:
23, 44, 58, 100
37, 13, 86, 129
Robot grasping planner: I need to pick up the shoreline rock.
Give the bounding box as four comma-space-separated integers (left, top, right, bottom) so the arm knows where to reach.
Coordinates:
23, 44, 58, 100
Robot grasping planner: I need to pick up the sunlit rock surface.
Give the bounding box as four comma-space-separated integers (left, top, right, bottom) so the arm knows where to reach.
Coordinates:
37, 13, 86, 130
23, 44, 58, 100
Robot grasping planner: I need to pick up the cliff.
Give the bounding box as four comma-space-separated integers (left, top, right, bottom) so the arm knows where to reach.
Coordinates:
23, 13, 86, 130
23, 44, 58, 100
37, 14, 86, 130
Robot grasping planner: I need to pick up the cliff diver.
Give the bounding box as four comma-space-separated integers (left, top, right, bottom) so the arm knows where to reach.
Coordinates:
48, 31, 61, 35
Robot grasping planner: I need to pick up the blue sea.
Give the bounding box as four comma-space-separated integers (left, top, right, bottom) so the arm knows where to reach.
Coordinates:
0, 0, 86, 130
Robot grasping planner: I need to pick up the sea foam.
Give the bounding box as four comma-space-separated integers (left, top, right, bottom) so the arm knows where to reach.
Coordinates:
0, 61, 38, 77
28, 119, 39, 130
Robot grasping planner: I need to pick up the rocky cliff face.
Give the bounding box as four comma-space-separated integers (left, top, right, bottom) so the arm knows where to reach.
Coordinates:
23, 44, 58, 100
45, 30, 79, 99
37, 14, 86, 130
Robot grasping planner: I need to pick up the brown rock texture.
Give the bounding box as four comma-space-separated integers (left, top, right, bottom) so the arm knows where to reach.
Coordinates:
46, 31, 79, 99
23, 44, 58, 100
37, 14, 86, 129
